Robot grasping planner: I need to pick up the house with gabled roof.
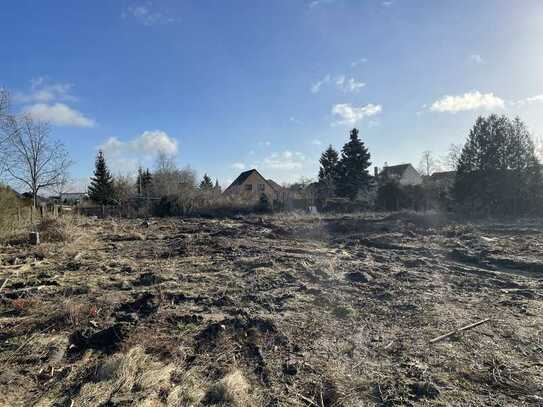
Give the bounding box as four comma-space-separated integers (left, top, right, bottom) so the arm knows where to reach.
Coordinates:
378, 163, 423, 186
223, 169, 283, 202
427, 170, 456, 187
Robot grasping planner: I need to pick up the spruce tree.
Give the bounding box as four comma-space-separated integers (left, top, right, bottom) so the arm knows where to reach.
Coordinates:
318, 145, 340, 184
136, 167, 153, 195
199, 174, 213, 191
88, 150, 115, 204
336, 128, 372, 200
454, 115, 542, 215
317, 145, 340, 205
214, 179, 222, 194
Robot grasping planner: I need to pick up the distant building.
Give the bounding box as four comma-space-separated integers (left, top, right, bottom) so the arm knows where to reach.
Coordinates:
59, 192, 88, 204
377, 163, 423, 186
427, 171, 456, 188
223, 169, 283, 202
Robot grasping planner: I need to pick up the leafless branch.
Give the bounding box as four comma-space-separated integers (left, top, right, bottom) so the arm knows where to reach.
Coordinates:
4, 114, 72, 207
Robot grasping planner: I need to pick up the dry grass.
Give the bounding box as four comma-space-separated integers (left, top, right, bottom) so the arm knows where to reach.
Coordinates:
75, 346, 175, 406
204, 370, 253, 406
36, 217, 84, 243
2, 214, 543, 406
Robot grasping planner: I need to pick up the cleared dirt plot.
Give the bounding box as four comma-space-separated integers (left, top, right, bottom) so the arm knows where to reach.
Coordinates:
1, 213, 542, 406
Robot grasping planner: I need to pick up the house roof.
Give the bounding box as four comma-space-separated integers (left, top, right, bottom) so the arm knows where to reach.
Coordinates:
60, 192, 87, 196
430, 171, 456, 180
380, 164, 412, 178
224, 169, 283, 194
227, 169, 260, 188
266, 179, 283, 192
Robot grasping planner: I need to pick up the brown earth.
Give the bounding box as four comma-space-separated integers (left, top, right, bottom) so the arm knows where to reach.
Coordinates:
0, 213, 542, 406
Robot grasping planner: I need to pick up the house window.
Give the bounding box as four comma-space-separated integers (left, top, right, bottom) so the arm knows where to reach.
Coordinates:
245, 184, 253, 191
258, 183, 265, 191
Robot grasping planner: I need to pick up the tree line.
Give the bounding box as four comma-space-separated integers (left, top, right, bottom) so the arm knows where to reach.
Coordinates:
3, 84, 543, 217
317, 115, 543, 216
87, 150, 221, 205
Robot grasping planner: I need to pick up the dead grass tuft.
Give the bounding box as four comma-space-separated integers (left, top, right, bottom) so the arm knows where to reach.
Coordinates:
204, 370, 252, 406
75, 346, 175, 405
167, 368, 207, 406
37, 217, 81, 243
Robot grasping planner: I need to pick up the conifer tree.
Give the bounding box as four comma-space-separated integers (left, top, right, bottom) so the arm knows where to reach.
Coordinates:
318, 145, 340, 185
454, 115, 542, 215
336, 128, 372, 200
199, 173, 213, 191
88, 150, 115, 204
214, 179, 222, 194
136, 167, 153, 195
317, 145, 340, 204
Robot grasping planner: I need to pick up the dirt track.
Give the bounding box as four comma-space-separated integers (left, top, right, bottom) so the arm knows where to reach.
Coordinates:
1, 213, 542, 406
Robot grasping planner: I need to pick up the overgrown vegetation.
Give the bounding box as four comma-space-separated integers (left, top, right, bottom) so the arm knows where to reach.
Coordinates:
0, 184, 26, 234
454, 115, 542, 216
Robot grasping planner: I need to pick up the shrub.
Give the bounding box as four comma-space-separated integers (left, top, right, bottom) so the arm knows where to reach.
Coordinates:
152, 193, 261, 218
0, 185, 27, 236
37, 217, 81, 243
321, 197, 369, 213
256, 193, 272, 213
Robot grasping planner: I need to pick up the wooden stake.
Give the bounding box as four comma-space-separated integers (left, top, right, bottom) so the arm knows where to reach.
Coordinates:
430, 318, 490, 344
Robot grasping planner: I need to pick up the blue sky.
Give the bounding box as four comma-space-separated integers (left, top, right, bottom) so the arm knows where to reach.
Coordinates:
2, 0, 543, 190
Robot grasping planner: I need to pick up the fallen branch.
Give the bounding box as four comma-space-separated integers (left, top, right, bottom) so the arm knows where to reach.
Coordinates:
0, 278, 9, 293
430, 318, 490, 344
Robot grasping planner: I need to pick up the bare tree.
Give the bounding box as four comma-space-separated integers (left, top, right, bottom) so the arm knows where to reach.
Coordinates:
152, 152, 197, 196
0, 89, 17, 178
444, 143, 463, 171
6, 116, 71, 208
46, 172, 71, 198
113, 174, 135, 203
418, 150, 441, 177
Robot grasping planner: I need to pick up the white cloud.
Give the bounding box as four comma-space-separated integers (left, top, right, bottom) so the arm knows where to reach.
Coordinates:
101, 130, 178, 159
231, 162, 246, 171
351, 58, 368, 67
311, 139, 322, 146
16, 77, 94, 127
312, 74, 365, 94
263, 151, 305, 170
23, 103, 95, 127
311, 75, 331, 93
469, 54, 484, 64
123, 2, 177, 26
258, 141, 271, 147
513, 94, 543, 107
14, 78, 75, 103
382, 1, 394, 7
335, 76, 366, 93
308, 0, 335, 8
429, 92, 505, 113
332, 103, 382, 125
289, 117, 302, 124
